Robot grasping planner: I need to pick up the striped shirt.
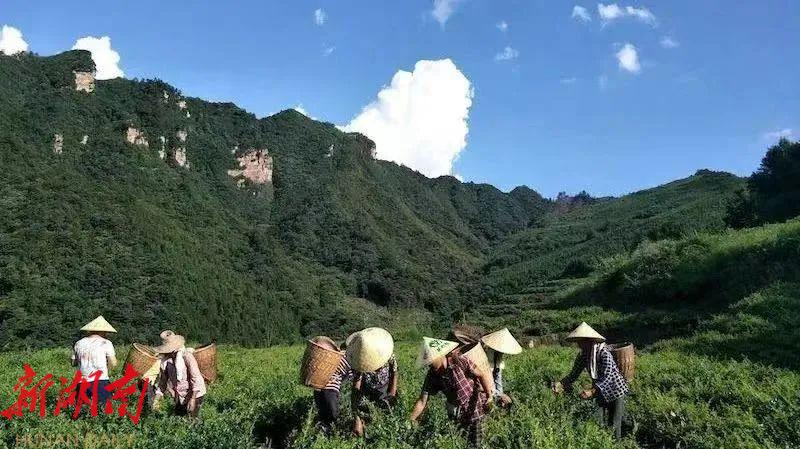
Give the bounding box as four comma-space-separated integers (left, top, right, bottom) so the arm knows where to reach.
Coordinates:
323, 357, 352, 392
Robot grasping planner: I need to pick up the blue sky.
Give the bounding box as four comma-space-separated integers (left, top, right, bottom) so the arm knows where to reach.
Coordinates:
1, 0, 798, 197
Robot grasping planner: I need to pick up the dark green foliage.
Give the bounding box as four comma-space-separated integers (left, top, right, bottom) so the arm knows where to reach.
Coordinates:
0, 52, 749, 348
727, 138, 800, 227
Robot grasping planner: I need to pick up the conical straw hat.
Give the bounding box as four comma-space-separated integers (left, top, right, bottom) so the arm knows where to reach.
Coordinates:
481, 328, 523, 355
80, 316, 117, 333
153, 331, 187, 353
345, 327, 394, 372
417, 337, 460, 367
565, 322, 606, 342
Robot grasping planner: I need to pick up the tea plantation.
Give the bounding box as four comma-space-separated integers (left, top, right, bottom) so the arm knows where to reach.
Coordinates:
0, 339, 798, 449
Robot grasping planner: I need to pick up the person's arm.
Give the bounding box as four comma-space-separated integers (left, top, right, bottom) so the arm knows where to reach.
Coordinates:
556, 353, 585, 392
492, 368, 503, 399
106, 342, 118, 370
351, 373, 363, 407
71, 345, 78, 367
183, 354, 205, 412
185, 353, 206, 396
388, 357, 398, 397
411, 370, 435, 422
409, 393, 428, 422
478, 369, 494, 401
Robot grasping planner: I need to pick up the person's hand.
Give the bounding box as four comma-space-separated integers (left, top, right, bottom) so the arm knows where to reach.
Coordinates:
498, 394, 513, 408
187, 396, 197, 413
579, 388, 596, 400
151, 395, 162, 410
552, 381, 564, 395
353, 417, 364, 436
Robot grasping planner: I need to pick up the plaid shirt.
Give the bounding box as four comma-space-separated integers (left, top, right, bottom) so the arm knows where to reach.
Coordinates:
422, 355, 487, 424
358, 354, 397, 397
563, 346, 629, 403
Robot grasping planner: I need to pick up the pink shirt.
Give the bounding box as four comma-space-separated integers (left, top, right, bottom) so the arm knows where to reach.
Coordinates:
157, 350, 206, 403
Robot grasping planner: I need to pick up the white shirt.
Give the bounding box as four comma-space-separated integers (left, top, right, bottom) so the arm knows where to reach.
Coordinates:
72, 335, 115, 381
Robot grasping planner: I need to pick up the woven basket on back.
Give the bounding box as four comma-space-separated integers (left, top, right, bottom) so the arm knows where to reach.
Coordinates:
300, 340, 344, 389
194, 343, 218, 383
125, 343, 159, 377
608, 342, 636, 382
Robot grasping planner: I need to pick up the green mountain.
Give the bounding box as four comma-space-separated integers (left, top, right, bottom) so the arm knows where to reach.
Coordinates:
0, 51, 745, 348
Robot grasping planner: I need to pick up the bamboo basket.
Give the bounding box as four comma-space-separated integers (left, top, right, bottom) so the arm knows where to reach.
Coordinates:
125, 343, 159, 378
608, 342, 635, 382
194, 343, 218, 383
300, 340, 344, 389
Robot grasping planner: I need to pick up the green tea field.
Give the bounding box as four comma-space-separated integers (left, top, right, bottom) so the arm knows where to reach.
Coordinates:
1, 341, 798, 449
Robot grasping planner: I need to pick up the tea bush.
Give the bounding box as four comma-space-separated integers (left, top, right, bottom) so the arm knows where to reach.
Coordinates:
1, 341, 798, 449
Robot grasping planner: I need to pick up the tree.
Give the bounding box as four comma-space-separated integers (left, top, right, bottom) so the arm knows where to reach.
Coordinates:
729, 139, 800, 227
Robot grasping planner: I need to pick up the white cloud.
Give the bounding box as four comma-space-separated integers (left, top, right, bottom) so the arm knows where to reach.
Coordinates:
293, 104, 315, 118
572, 6, 592, 22
560, 77, 578, 84
314, 8, 327, 26
625, 6, 657, 25
598, 3, 624, 20
496, 21, 508, 32
660, 36, 679, 48
343, 59, 473, 178
71, 36, 124, 79
763, 128, 793, 140
616, 43, 641, 73
598, 3, 657, 26
432, 0, 463, 26
323, 45, 335, 56
494, 46, 519, 61
0, 25, 29, 55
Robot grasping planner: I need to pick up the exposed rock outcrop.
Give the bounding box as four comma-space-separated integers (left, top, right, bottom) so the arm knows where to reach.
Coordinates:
74, 71, 95, 93
177, 100, 187, 110
227, 149, 273, 185
80, 135, 88, 145
53, 134, 63, 154
172, 131, 189, 167
173, 146, 188, 168
158, 136, 166, 159
126, 127, 149, 147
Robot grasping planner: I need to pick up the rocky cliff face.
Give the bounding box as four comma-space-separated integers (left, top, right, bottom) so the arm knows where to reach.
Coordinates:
74, 71, 95, 93
126, 127, 148, 147
227, 149, 273, 185
53, 134, 63, 154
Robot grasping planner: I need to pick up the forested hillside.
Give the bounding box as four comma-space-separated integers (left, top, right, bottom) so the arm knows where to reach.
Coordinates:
0, 51, 744, 348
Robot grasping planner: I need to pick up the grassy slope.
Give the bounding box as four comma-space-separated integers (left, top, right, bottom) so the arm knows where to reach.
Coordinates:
0, 342, 797, 449
472, 218, 800, 369
481, 171, 745, 297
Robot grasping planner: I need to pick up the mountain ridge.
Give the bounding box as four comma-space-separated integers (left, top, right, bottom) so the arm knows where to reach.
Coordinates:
0, 50, 744, 347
